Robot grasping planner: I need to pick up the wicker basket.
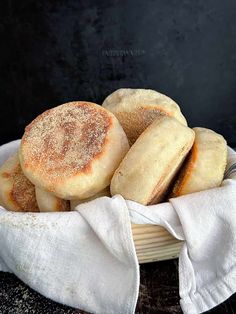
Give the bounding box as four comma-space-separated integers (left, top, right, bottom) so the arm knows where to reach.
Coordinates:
132, 224, 182, 263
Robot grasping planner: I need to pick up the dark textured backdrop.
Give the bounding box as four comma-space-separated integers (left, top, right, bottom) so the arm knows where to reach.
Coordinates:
0, 0, 236, 145
0, 0, 236, 313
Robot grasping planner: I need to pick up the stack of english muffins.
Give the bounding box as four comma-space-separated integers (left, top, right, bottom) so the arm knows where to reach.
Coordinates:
0, 89, 227, 212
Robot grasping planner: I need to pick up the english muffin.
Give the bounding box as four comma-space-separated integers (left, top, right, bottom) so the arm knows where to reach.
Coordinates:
0, 152, 39, 212
19, 101, 129, 200
70, 186, 111, 209
102, 88, 187, 144
171, 127, 227, 197
110, 116, 195, 205
35, 187, 70, 212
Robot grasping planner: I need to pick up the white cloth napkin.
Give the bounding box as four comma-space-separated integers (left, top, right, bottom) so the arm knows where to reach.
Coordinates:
0, 140, 236, 314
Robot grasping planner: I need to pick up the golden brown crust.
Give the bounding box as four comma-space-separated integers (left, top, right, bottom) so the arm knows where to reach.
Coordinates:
0, 153, 39, 212
170, 127, 227, 197
170, 145, 198, 197
20, 101, 112, 190
148, 142, 192, 204
10, 164, 39, 212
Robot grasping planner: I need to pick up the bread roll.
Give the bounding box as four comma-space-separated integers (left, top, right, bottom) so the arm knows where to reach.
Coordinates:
102, 88, 187, 144
0, 152, 39, 212
171, 127, 227, 197
70, 186, 111, 209
110, 116, 195, 205
19, 101, 129, 200
35, 187, 70, 212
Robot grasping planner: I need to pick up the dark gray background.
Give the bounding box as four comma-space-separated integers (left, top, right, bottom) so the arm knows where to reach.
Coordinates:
0, 0, 236, 145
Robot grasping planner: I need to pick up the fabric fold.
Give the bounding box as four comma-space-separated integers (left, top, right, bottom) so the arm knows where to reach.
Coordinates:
0, 201, 139, 314
170, 177, 236, 314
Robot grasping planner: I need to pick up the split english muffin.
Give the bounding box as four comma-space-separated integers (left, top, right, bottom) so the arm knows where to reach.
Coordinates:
110, 115, 195, 205
19, 101, 129, 200
102, 88, 187, 144
170, 127, 227, 197
0, 152, 39, 212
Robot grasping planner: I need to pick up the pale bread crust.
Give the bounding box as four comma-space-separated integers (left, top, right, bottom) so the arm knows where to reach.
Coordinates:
19, 101, 129, 200
171, 127, 227, 197
35, 187, 70, 212
110, 116, 195, 205
0, 153, 39, 212
102, 88, 187, 144
70, 186, 111, 209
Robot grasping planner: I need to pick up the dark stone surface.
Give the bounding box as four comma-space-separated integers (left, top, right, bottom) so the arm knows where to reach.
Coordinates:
0, 260, 236, 313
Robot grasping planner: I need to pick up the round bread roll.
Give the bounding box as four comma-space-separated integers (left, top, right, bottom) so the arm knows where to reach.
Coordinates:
70, 186, 111, 210
171, 127, 227, 197
110, 116, 195, 205
35, 187, 70, 212
19, 101, 129, 200
102, 88, 187, 144
0, 152, 39, 212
